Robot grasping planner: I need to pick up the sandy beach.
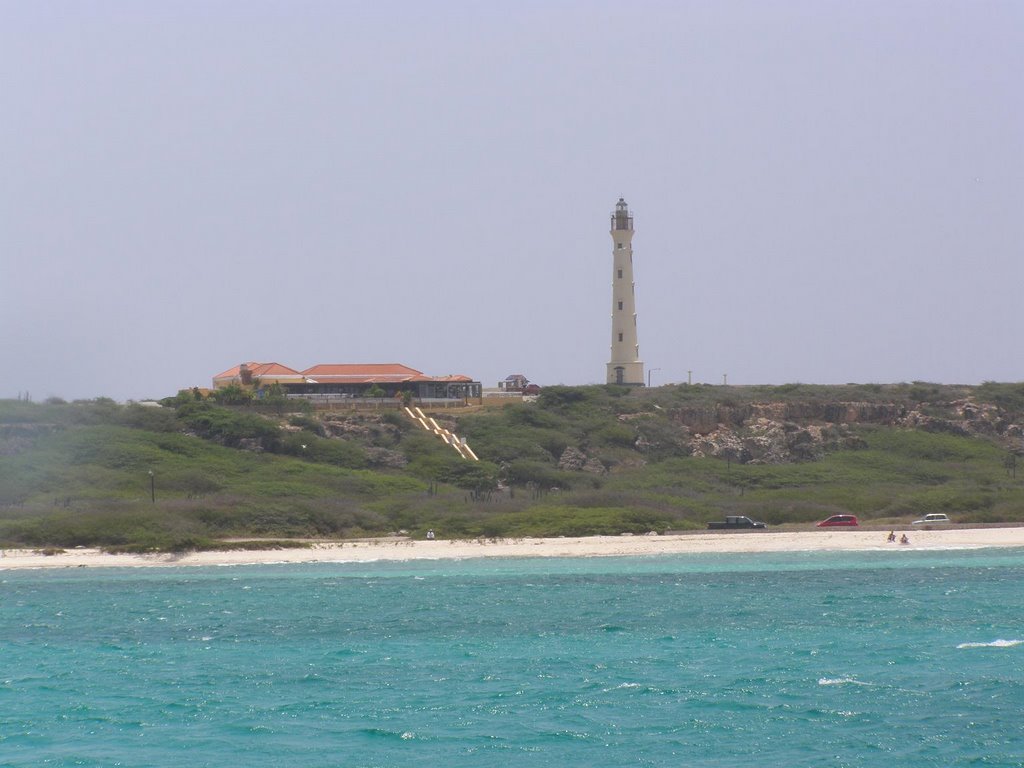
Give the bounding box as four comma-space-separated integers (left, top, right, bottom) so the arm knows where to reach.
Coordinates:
3, 527, 1024, 570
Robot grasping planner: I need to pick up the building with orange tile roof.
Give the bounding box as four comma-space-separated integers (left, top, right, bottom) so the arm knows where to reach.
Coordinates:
212, 362, 306, 389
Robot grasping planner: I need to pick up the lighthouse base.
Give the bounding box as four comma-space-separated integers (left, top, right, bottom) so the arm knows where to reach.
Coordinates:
606, 361, 645, 386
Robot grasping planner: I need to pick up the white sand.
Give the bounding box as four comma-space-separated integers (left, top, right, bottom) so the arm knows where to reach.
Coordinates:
3, 527, 1024, 570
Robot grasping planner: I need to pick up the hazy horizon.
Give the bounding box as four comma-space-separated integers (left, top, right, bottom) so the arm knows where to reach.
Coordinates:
3, 2, 1021, 402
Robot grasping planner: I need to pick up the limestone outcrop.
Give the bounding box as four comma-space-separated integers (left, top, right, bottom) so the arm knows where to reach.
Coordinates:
635, 399, 1018, 466
558, 446, 607, 474
687, 419, 865, 464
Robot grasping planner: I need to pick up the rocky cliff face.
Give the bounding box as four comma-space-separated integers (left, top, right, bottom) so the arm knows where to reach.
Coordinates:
634, 399, 1023, 465
687, 420, 866, 464
0, 423, 62, 456
669, 401, 908, 433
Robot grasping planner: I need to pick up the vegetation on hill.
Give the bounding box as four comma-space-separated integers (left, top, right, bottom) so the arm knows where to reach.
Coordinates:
1, 382, 1022, 551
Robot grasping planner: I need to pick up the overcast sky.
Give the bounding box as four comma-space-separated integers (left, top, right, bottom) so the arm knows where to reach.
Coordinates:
2, 1, 1021, 402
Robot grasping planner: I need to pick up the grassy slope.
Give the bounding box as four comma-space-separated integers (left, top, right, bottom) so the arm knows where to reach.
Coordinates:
1, 383, 1023, 549
0, 400, 427, 550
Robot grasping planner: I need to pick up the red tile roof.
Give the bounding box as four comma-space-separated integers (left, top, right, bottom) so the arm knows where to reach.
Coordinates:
212, 362, 304, 382
301, 363, 428, 384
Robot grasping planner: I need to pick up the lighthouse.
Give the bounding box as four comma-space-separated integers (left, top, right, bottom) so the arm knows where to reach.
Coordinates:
606, 198, 644, 386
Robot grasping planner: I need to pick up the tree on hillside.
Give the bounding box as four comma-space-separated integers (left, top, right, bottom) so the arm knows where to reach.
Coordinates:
211, 384, 253, 406
260, 383, 290, 414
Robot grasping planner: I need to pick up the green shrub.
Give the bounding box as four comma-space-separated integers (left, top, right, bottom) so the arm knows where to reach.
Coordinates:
976, 382, 1024, 414
175, 401, 281, 448
288, 414, 323, 434
503, 460, 576, 490
279, 432, 368, 469
588, 423, 637, 449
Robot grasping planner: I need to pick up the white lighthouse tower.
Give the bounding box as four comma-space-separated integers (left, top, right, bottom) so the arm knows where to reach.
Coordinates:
606, 198, 644, 386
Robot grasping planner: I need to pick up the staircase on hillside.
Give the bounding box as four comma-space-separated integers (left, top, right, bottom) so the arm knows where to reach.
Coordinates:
405, 407, 479, 461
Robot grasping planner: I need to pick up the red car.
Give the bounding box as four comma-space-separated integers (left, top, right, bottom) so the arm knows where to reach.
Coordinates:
817, 514, 859, 527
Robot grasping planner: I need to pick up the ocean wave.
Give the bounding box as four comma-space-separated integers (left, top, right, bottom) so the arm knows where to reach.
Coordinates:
818, 677, 874, 686
357, 727, 418, 741
956, 639, 1024, 649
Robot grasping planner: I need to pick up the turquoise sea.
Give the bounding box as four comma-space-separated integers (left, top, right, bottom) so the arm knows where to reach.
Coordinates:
3, 549, 1024, 767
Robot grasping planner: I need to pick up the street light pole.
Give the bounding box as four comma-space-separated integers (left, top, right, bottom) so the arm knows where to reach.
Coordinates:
148, 470, 155, 504
647, 368, 661, 388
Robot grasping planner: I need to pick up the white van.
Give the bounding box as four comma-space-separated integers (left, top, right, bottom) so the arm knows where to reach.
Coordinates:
912, 513, 951, 525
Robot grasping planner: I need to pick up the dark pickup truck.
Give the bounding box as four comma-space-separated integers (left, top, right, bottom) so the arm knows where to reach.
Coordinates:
707, 516, 767, 530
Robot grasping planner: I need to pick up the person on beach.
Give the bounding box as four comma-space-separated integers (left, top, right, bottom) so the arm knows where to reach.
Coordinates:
900, 534, 910, 545
887, 531, 896, 543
